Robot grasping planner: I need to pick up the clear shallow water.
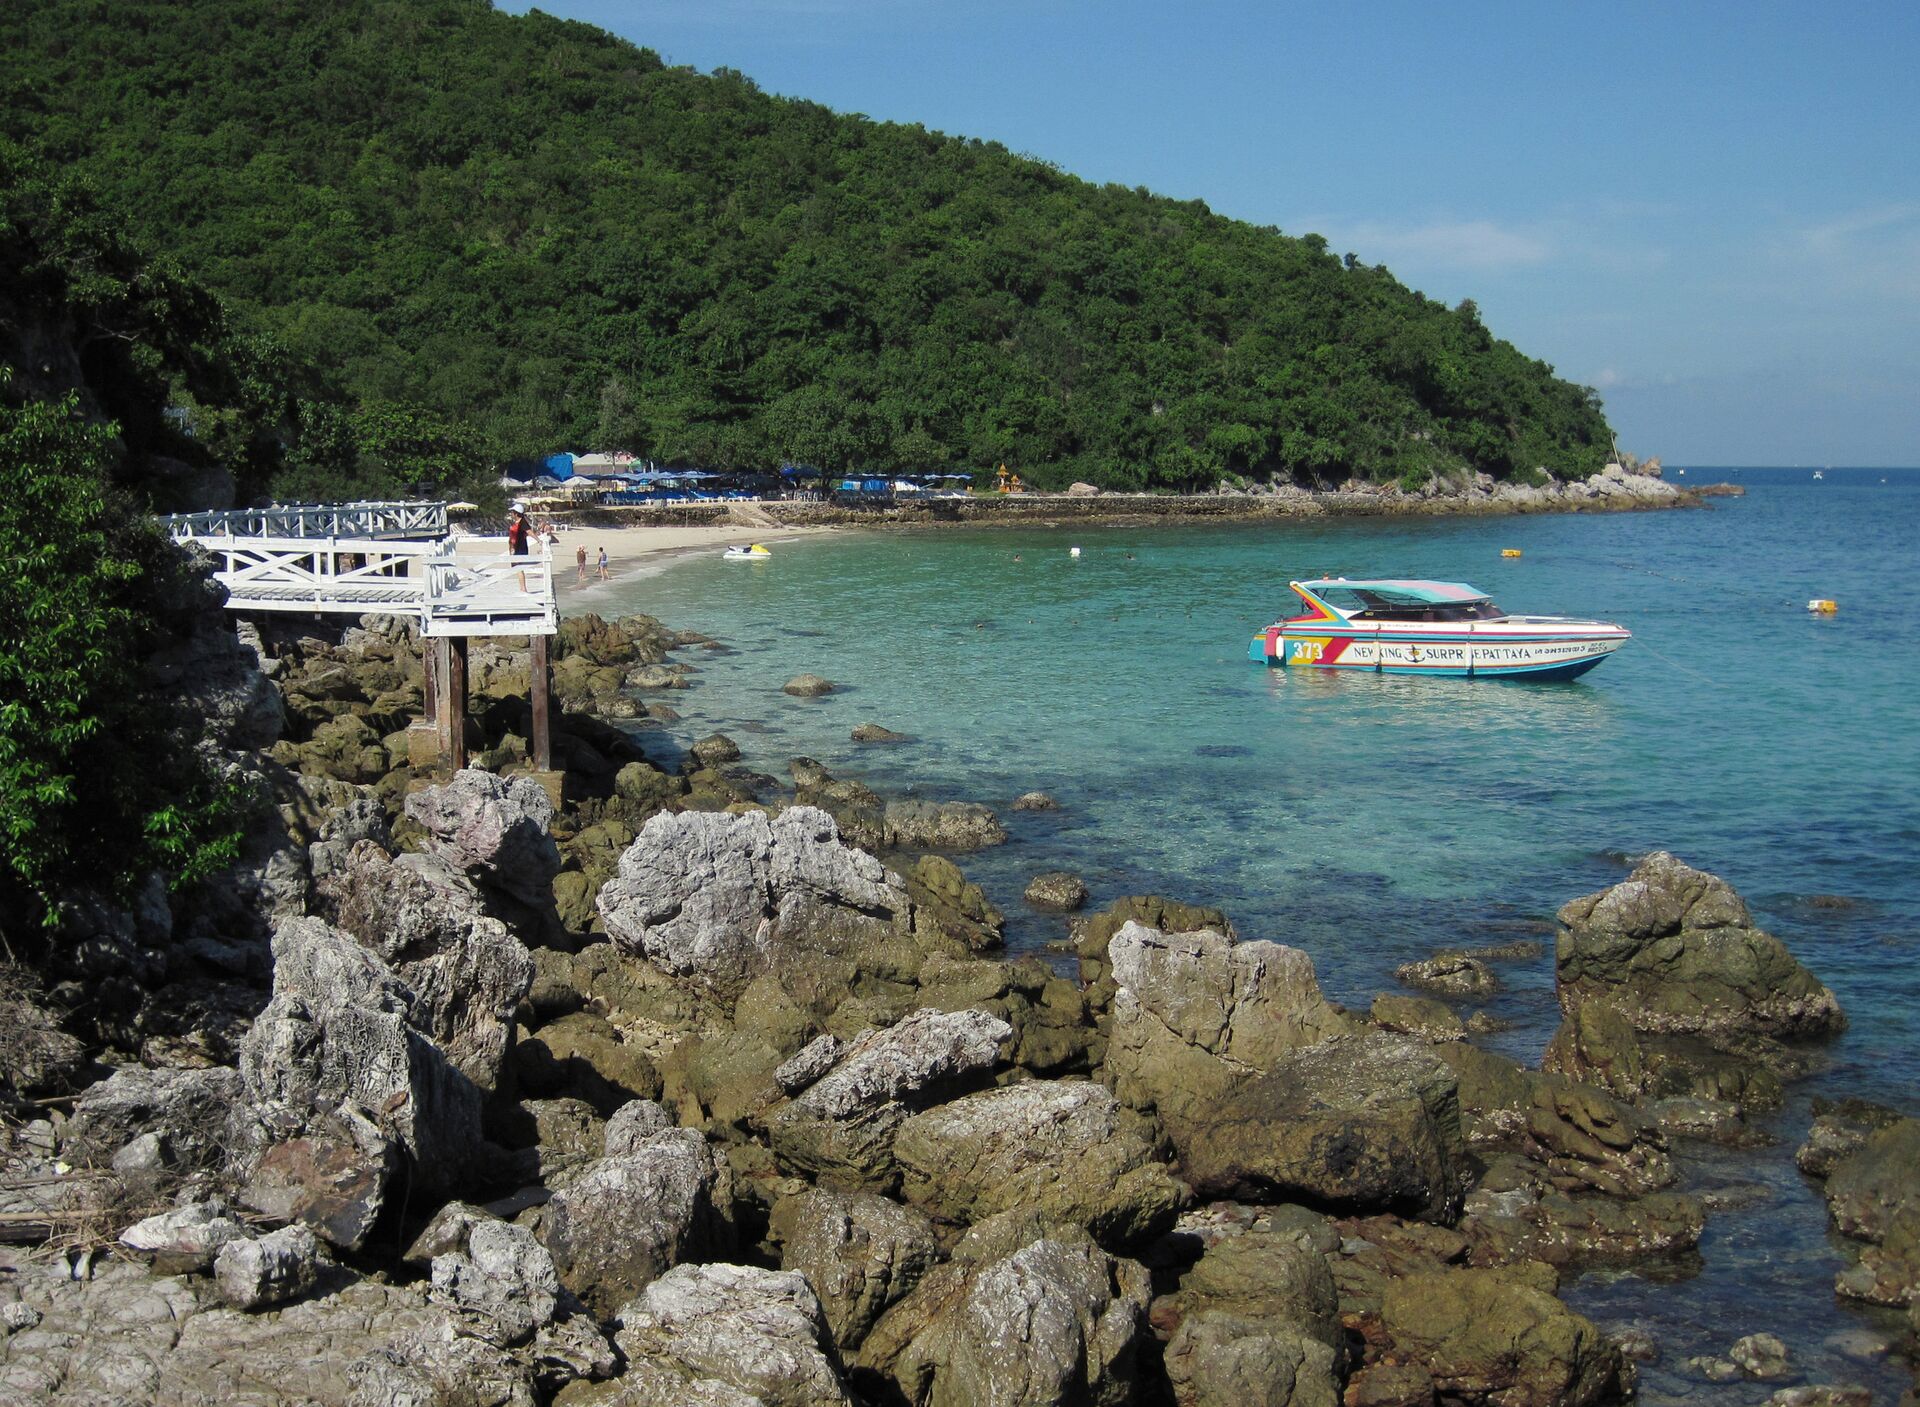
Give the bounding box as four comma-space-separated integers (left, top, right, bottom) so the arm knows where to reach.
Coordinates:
585, 467, 1920, 1398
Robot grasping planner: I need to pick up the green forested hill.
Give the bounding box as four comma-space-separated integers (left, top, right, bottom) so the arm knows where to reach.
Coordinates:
1, 0, 1614, 490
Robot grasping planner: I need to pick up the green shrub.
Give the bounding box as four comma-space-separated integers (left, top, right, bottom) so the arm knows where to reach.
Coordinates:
0, 379, 245, 940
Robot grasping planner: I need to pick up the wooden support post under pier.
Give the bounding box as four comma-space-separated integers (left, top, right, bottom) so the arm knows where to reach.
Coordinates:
421, 631, 439, 725
530, 634, 552, 773
405, 636, 443, 773
445, 637, 468, 772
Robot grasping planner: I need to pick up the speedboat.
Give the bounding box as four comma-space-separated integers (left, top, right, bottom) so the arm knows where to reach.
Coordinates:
724, 543, 772, 561
1249, 578, 1629, 680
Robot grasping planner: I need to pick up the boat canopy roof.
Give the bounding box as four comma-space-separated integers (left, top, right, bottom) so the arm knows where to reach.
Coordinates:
1295, 578, 1490, 605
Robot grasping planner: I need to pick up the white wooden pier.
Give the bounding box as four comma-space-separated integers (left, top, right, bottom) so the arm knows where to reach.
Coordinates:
164, 501, 559, 772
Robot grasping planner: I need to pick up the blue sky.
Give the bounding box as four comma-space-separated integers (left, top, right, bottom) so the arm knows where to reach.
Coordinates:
503, 1, 1920, 466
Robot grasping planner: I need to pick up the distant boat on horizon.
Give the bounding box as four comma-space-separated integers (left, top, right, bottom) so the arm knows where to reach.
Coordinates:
1813, 469, 1824, 480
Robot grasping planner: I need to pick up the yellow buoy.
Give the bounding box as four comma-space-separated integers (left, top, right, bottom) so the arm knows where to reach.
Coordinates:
1501, 548, 1523, 558
1807, 598, 1838, 614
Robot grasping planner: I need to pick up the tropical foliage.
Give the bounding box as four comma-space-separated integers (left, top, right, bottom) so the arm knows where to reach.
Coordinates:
0, 0, 1614, 491
0, 378, 246, 937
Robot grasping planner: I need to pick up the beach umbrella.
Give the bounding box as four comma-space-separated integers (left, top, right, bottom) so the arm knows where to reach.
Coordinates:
445, 500, 479, 511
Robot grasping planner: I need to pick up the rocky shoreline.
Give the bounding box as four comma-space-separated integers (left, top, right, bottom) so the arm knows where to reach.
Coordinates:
1, 559, 1911, 1407
555, 461, 1698, 532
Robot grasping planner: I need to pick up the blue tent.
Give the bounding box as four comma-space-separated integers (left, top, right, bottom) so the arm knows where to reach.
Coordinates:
543, 452, 576, 481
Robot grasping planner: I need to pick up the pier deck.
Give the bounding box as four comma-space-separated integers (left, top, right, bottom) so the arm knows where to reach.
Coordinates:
162, 500, 558, 769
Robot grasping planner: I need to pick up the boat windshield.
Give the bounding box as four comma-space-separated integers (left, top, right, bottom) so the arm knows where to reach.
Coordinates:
1313, 585, 1504, 622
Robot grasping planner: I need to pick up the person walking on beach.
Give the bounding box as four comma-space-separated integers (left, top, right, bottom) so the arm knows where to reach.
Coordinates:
576, 544, 588, 584
597, 546, 610, 581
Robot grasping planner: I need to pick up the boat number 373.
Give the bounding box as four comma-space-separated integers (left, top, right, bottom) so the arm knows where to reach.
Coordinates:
1291, 640, 1324, 663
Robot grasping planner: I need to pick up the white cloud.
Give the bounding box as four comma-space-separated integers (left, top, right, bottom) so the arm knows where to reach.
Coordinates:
1299, 217, 1554, 271
1780, 203, 1920, 300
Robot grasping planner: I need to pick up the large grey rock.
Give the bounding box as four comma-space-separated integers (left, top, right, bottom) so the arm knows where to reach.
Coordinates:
770, 1188, 943, 1350
65, 1065, 248, 1173
241, 1106, 397, 1251
1103, 923, 1351, 1134
144, 614, 286, 752
611, 1262, 852, 1407
325, 841, 535, 1090
894, 1081, 1186, 1249
765, 1008, 1011, 1189
431, 1220, 561, 1345
597, 807, 908, 1001
213, 1223, 325, 1311
1378, 1263, 1625, 1407
1556, 852, 1844, 1038
0, 1254, 539, 1406
883, 799, 1008, 851
1155, 1209, 1343, 1407
540, 1126, 733, 1316
405, 768, 562, 906
1824, 1118, 1920, 1243
119, 1202, 250, 1273
238, 917, 481, 1188
1178, 1031, 1468, 1221
859, 1233, 1151, 1407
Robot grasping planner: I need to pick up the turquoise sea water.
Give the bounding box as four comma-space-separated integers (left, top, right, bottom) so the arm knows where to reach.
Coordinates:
584, 467, 1920, 1398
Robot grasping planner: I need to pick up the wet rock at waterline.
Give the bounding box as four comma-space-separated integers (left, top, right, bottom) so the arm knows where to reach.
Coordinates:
783, 673, 836, 697
1024, 870, 1090, 912
1555, 851, 1845, 1039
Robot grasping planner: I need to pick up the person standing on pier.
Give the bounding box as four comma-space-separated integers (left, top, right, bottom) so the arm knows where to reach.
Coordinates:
507, 504, 530, 556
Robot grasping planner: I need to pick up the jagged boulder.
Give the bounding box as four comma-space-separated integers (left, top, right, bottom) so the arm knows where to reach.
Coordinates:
323, 841, 533, 1090
607, 1262, 853, 1407
857, 1232, 1151, 1407
1102, 923, 1463, 1219
242, 1105, 396, 1251
883, 798, 1008, 851
405, 768, 562, 907
1178, 1031, 1468, 1222
214, 1224, 325, 1311
904, 855, 1004, 953
764, 1007, 1011, 1189
431, 1219, 563, 1345
539, 1123, 734, 1317
1073, 895, 1232, 1003
237, 917, 481, 1188
1161, 1217, 1343, 1407
893, 1080, 1186, 1250
1377, 1263, 1626, 1407
1102, 921, 1351, 1135
119, 1201, 251, 1274
1555, 852, 1844, 1038
1824, 1118, 1920, 1243
65, 1064, 248, 1173
597, 807, 909, 1002
770, 1187, 943, 1351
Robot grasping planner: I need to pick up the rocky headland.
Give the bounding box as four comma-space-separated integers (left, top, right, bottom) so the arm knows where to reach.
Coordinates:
0, 555, 1901, 1407
549, 460, 1697, 533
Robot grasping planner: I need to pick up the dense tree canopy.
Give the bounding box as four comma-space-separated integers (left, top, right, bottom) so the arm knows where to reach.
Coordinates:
0, 0, 1614, 491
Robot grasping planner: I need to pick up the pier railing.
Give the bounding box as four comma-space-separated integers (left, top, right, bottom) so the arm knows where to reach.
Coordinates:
162, 504, 554, 637
163, 500, 448, 541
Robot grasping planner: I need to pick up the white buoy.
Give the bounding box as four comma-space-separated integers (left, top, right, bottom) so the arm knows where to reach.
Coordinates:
1069, 546, 1082, 557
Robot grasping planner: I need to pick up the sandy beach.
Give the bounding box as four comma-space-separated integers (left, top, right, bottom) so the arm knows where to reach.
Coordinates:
538, 520, 840, 592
